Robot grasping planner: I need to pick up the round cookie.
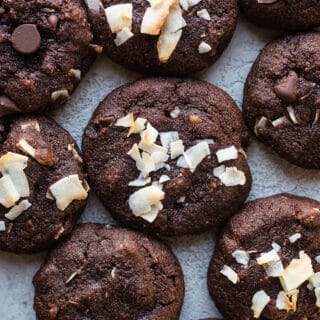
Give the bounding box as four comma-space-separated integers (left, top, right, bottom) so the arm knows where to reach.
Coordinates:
0, 115, 89, 253
82, 78, 252, 236
0, 0, 96, 114
33, 223, 184, 320
84, 0, 238, 76
208, 194, 320, 319
239, 0, 320, 31
243, 32, 320, 169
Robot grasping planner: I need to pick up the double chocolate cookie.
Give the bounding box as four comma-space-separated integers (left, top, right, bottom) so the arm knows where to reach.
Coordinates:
240, 0, 320, 31
33, 223, 184, 320
0, 115, 89, 253
82, 78, 251, 236
243, 32, 320, 169
0, 0, 95, 114
85, 0, 238, 75
208, 194, 320, 319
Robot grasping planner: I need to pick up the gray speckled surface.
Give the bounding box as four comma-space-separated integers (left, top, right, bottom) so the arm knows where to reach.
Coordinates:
0, 15, 320, 320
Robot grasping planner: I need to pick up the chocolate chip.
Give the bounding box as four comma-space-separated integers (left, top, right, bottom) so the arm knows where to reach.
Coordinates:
12, 24, 41, 55
274, 70, 299, 103
48, 15, 59, 29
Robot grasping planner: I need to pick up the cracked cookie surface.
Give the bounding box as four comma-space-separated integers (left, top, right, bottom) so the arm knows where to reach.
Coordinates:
82, 78, 251, 236
243, 32, 320, 169
33, 223, 184, 320
0, 0, 95, 113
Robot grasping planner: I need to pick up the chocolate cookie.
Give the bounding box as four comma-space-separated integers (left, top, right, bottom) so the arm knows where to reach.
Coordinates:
0, 115, 89, 253
84, 0, 238, 75
82, 78, 251, 236
239, 0, 320, 31
243, 32, 320, 169
33, 223, 184, 320
0, 0, 96, 114
208, 194, 320, 319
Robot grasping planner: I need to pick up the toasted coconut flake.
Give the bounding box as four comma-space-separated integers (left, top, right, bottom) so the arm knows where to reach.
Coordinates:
0, 152, 29, 199
51, 89, 69, 101
280, 253, 314, 292
115, 113, 134, 127
232, 250, 250, 267
128, 117, 147, 136
287, 106, 298, 124
170, 140, 185, 159
54, 226, 65, 240
105, 4, 133, 33
257, 249, 280, 265
138, 125, 167, 154
128, 175, 151, 187
265, 260, 284, 277
157, 2, 186, 63
20, 119, 40, 132
197, 9, 210, 20
216, 146, 238, 163
160, 131, 179, 149
198, 41, 212, 54
219, 167, 246, 187
140, 201, 163, 223
251, 290, 270, 319
177, 141, 210, 172
276, 290, 299, 312
0, 221, 5, 231
254, 116, 269, 136
220, 265, 239, 284
0, 175, 20, 208
141, 0, 177, 35
49, 175, 89, 211
272, 116, 289, 128
67, 144, 83, 163
128, 185, 165, 217
5, 200, 31, 221
115, 27, 134, 46
289, 233, 301, 243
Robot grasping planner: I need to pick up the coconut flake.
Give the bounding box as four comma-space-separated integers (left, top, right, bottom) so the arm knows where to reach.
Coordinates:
69, 68, 82, 81
49, 175, 89, 211
159, 175, 170, 183
67, 144, 83, 163
115, 27, 134, 46
254, 116, 269, 136
276, 290, 299, 312
0, 221, 5, 231
272, 116, 289, 128
170, 140, 185, 159
289, 233, 301, 243
187, 0, 201, 6
20, 119, 40, 132
198, 41, 212, 54
138, 123, 168, 154
265, 260, 284, 277
105, 4, 133, 33
128, 175, 151, 187
157, 2, 186, 63
0, 175, 20, 208
128, 117, 147, 136
115, 113, 134, 127
179, 0, 189, 10
84, 0, 101, 12
170, 107, 181, 119
251, 290, 270, 319
316, 255, 320, 264
160, 131, 179, 149
257, 0, 278, 3
177, 196, 185, 203
272, 242, 281, 252
232, 250, 250, 267
51, 89, 69, 101
257, 249, 280, 265
313, 109, 320, 126
220, 265, 239, 284
197, 9, 210, 20
309, 272, 320, 289
128, 144, 155, 177
280, 253, 314, 292
216, 146, 238, 163
128, 185, 165, 217
213, 165, 226, 178
141, 0, 177, 35
287, 106, 298, 124
0, 152, 29, 199
219, 167, 246, 187
177, 141, 210, 172
5, 200, 31, 221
